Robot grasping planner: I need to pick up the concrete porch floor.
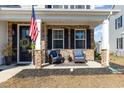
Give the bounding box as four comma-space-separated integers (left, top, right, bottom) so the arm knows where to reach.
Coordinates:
43, 61, 103, 69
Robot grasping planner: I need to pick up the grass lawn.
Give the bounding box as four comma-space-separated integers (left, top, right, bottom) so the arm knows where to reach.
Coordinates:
110, 54, 124, 66
0, 54, 124, 88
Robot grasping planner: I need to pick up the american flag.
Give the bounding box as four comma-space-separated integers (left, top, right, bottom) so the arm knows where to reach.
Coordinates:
29, 6, 39, 42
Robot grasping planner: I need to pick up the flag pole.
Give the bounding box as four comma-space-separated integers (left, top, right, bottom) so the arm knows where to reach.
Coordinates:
29, 5, 39, 65
32, 41, 35, 65
31, 5, 35, 65
32, 5, 35, 65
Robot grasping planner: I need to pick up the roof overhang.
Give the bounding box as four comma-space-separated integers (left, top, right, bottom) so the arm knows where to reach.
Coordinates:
0, 8, 120, 26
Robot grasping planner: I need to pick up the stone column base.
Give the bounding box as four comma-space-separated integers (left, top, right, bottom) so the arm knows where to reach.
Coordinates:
101, 49, 108, 67
34, 50, 43, 68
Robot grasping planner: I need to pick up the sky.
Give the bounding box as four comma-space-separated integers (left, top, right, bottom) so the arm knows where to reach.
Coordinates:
94, 5, 112, 42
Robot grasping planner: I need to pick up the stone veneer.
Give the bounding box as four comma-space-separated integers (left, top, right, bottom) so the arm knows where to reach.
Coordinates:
44, 25, 95, 65
58, 49, 94, 63
8, 21, 29, 43
90, 29, 94, 49
34, 50, 43, 68
8, 22, 29, 59
101, 49, 108, 67
8, 22, 44, 68
8, 22, 95, 67
84, 49, 94, 61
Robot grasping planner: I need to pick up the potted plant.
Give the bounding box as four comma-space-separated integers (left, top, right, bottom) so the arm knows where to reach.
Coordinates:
2, 42, 13, 65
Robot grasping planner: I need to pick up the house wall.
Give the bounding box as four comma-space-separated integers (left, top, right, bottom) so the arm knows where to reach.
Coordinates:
46, 25, 94, 50
48, 49, 94, 63
8, 22, 29, 63
46, 25, 94, 61
3, 21, 95, 65
0, 21, 8, 65
109, 5, 124, 56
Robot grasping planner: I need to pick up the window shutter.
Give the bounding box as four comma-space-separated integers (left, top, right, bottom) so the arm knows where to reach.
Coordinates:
12, 24, 17, 62
70, 29, 74, 49
121, 16, 123, 27
121, 37, 123, 49
115, 19, 117, 30
87, 29, 91, 49
117, 38, 118, 49
47, 29, 52, 49
64, 28, 69, 49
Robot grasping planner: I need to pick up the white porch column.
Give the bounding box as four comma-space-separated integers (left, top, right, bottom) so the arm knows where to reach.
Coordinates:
35, 19, 41, 50
101, 19, 109, 66
34, 19, 42, 68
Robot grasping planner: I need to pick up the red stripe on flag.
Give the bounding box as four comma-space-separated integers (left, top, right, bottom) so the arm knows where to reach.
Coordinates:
29, 6, 39, 42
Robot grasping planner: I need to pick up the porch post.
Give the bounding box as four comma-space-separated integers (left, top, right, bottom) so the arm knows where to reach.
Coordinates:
34, 19, 42, 68
101, 19, 109, 66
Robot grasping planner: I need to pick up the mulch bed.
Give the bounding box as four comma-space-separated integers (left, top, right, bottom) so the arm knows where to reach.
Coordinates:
14, 68, 112, 78
0, 67, 124, 88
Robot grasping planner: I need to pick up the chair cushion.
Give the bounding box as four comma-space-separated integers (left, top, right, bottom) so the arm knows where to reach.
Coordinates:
50, 51, 58, 57
74, 50, 82, 57
75, 57, 85, 60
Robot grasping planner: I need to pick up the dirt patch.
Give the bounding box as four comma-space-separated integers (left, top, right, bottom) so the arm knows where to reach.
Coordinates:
0, 73, 124, 88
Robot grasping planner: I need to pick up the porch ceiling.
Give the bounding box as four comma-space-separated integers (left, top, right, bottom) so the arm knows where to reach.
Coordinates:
41, 9, 120, 26
0, 8, 120, 26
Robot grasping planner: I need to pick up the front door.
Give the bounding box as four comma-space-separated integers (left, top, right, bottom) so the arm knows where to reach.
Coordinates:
17, 24, 32, 64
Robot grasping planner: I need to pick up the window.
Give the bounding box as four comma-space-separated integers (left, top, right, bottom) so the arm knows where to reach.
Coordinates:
117, 37, 123, 49
64, 5, 68, 9
115, 16, 123, 29
75, 5, 85, 9
70, 5, 75, 9
53, 5, 63, 9
70, 5, 86, 9
75, 29, 86, 49
52, 29, 64, 49
86, 5, 90, 9
45, 5, 52, 8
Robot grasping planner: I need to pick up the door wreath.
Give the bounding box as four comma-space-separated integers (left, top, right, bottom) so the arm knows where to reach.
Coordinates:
20, 38, 30, 48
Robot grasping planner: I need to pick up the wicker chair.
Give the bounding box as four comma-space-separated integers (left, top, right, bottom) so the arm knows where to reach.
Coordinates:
73, 49, 86, 63
47, 50, 64, 64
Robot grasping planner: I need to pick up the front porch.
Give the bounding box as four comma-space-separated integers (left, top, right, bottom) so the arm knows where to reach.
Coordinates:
33, 9, 119, 68
36, 20, 109, 68
0, 8, 119, 68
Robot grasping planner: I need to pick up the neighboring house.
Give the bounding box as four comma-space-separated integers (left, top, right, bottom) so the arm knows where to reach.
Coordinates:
109, 5, 124, 56
0, 5, 119, 67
